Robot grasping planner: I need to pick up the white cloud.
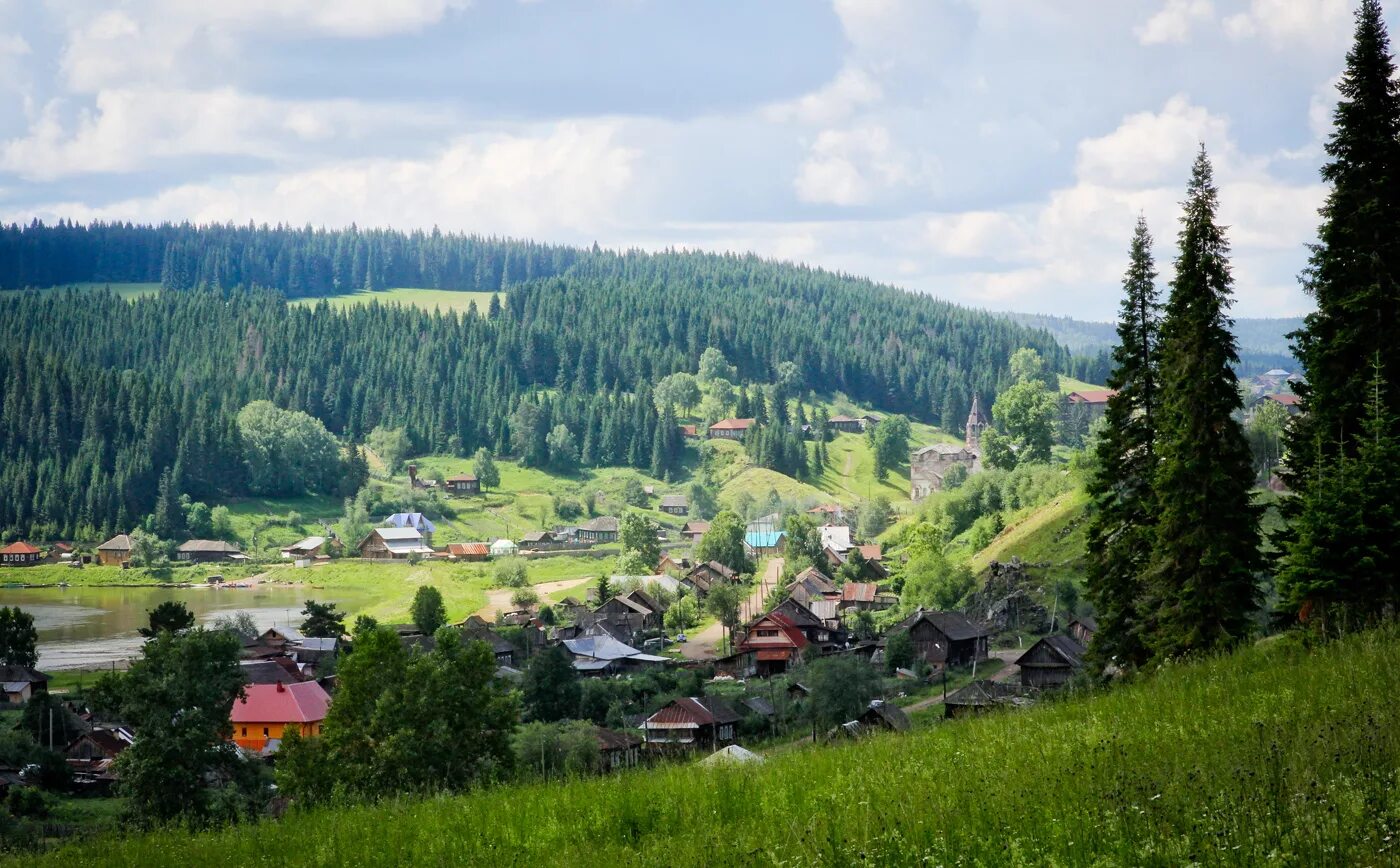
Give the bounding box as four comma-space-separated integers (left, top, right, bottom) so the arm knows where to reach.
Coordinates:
1075, 95, 1238, 187
55, 0, 472, 91
794, 125, 927, 206
1, 88, 447, 181
8, 122, 638, 238
1136, 0, 1215, 45
1222, 0, 1350, 50
764, 66, 883, 126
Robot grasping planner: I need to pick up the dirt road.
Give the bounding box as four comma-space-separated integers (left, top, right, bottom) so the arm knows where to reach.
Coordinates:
680, 557, 785, 660
475, 577, 592, 619
902, 648, 1023, 714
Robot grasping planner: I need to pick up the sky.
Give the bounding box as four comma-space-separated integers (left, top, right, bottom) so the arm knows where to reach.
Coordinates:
0, 0, 1377, 319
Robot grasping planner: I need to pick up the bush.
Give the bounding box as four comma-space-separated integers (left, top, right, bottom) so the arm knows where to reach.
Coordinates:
6, 787, 52, 819
494, 559, 529, 588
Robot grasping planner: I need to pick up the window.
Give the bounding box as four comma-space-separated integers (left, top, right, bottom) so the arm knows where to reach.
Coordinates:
241, 727, 247, 737
756, 629, 779, 638
263, 727, 269, 737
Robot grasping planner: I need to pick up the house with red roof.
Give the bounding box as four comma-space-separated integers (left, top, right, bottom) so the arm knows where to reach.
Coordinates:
706, 418, 755, 440
641, 696, 741, 752
230, 680, 332, 752
734, 598, 845, 676
1262, 392, 1303, 416
446, 542, 490, 561
0, 541, 41, 567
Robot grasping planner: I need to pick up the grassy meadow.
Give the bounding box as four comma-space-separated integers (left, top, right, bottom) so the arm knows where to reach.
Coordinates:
292, 287, 502, 315
4, 282, 161, 301
26, 627, 1400, 866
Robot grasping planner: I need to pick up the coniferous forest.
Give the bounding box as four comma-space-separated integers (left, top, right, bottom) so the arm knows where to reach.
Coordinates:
0, 242, 1071, 539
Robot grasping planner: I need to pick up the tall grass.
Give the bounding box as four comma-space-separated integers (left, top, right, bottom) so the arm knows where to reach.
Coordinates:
27, 627, 1400, 866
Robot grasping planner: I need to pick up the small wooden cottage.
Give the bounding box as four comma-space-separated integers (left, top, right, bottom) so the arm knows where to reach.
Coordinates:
1015, 634, 1086, 689
0, 541, 42, 567
96, 534, 133, 566
577, 516, 620, 544
176, 539, 247, 563
680, 520, 710, 542
641, 697, 741, 752
594, 726, 643, 772
445, 474, 481, 495
659, 494, 688, 515
881, 609, 990, 668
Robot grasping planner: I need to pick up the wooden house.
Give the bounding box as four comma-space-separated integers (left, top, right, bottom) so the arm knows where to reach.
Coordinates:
786, 566, 838, 607
0, 665, 50, 704
445, 474, 481, 495
446, 542, 489, 562
594, 726, 643, 772
943, 679, 1037, 719
280, 536, 328, 559
357, 527, 433, 560
176, 539, 247, 563
679, 424, 700, 439
707, 418, 755, 440
827, 415, 865, 434
520, 530, 558, 550
840, 582, 890, 612
680, 520, 709, 542
1065, 389, 1117, 424
577, 516, 620, 544
597, 592, 664, 631
383, 512, 436, 547
736, 599, 843, 675
563, 633, 669, 675
641, 697, 741, 751
1016, 634, 1086, 689
1263, 392, 1303, 416
659, 494, 689, 515
683, 560, 736, 597
837, 699, 911, 736
881, 609, 990, 668
657, 553, 691, 575
0, 541, 42, 567
65, 725, 134, 763
1067, 617, 1097, 647
96, 534, 132, 566
231, 680, 331, 752
743, 530, 786, 559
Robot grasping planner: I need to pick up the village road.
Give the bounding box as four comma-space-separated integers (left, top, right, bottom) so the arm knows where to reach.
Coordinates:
476, 577, 593, 619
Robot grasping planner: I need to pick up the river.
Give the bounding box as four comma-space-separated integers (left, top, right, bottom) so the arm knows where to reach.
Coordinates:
0, 585, 377, 671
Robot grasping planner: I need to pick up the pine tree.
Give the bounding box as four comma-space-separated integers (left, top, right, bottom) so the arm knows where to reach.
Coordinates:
1289, 0, 1400, 476
1279, 362, 1400, 631
1146, 149, 1262, 660
1085, 216, 1161, 669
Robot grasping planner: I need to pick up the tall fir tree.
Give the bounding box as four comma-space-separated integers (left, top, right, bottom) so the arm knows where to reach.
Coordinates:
1289, 0, 1400, 475
1146, 149, 1262, 660
1085, 216, 1161, 669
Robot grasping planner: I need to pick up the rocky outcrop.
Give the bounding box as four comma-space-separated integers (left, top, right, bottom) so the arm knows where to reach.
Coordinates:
964, 557, 1051, 634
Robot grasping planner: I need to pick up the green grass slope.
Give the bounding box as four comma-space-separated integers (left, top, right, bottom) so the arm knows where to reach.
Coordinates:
968, 488, 1090, 583
4, 282, 160, 300
31, 628, 1400, 866
292, 287, 501, 315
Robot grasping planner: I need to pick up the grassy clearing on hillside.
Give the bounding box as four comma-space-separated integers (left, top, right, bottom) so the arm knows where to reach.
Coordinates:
968, 488, 1090, 581
6, 282, 161, 300
31, 628, 1400, 866
292, 288, 501, 315
1058, 374, 1107, 394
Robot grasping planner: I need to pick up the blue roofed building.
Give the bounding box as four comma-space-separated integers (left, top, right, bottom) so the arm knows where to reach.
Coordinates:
744, 530, 786, 558
384, 512, 436, 546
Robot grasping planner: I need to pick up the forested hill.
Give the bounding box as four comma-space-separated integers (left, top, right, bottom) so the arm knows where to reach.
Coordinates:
0, 222, 1077, 539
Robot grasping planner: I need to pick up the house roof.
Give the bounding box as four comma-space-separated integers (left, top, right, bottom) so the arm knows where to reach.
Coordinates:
240, 659, 304, 685
177, 539, 243, 553
856, 544, 882, 562
462, 623, 516, 655
490, 538, 518, 550
563, 634, 667, 663
70, 726, 133, 757
772, 598, 827, 630
742, 696, 775, 717
860, 699, 911, 732
447, 542, 489, 556
828, 414, 861, 423
0, 665, 48, 684
447, 474, 478, 482
580, 516, 620, 532
0, 541, 40, 555
230, 681, 331, 724
646, 696, 741, 727
1067, 389, 1117, 404
679, 424, 699, 436
745, 530, 785, 549
281, 536, 325, 553
370, 526, 423, 542
681, 520, 710, 535
259, 625, 304, 643
384, 512, 436, 533
594, 726, 642, 751
1070, 616, 1098, 634
1265, 392, 1302, 406
1264, 368, 1291, 377
842, 582, 878, 603
296, 637, 338, 653
913, 443, 972, 457
97, 534, 132, 551
892, 609, 990, 642
1016, 634, 1086, 669
521, 531, 555, 543
819, 525, 852, 552
709, 418, 756, 431
788, 567, 836, 597
603, 595, 654, 616
659, 494, 688, 508
944, 679, 1036, 708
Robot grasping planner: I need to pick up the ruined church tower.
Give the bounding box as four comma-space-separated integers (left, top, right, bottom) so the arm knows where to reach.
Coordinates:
965, 393, 988, 453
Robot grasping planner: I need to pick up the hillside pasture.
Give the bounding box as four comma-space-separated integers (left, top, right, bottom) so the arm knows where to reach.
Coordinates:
292, 287, 502, 315
27, 626, 1400, 866
6, 282, 161, 300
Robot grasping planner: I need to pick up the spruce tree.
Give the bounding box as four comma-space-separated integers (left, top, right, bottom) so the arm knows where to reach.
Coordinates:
1085, 216, 1161, 669
1289, 0, 1400, 473
1146, 149, 1262, 660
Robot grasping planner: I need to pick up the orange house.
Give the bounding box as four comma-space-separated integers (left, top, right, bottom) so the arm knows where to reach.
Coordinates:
231, 681, 331, 751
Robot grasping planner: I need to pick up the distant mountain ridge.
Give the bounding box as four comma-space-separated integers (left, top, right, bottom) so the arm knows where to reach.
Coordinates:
1001, 311, 1305, 372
